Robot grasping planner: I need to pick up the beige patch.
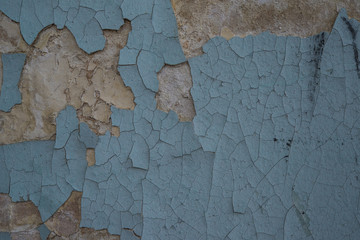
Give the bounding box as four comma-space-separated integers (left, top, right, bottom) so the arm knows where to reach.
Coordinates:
0, 194, 11, 232
11, 229, 41, 240
0, 194, 42, 233
45, 191, 82, 237
221, 26, 235, 40
156, 62, 195, 121
45, 191, 120, 239
171, 0, 360, 58
86, 149, 96, 166
111, 126, 120, 137
0, 12, 134, 144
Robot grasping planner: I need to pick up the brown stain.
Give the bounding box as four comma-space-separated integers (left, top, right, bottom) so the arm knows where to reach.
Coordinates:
0, 194, 42, 233
45, 191, 120, 239
0, 194, 11, 232
0, 25, 8, 43
231, 1, 326, 35
0, 24, 22, 50
9, 200, 42, 232
45, 191, 82, 237
11, 229, 41, 240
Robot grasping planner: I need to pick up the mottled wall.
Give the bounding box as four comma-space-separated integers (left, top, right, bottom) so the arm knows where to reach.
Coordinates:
172, 0, 360, 57
1, 1, 360, 145
0, 1, 360, 240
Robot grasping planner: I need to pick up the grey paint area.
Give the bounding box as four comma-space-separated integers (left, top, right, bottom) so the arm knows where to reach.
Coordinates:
0, 53, 26, 112
0, 1, 360, 240
189, 8, 360, 240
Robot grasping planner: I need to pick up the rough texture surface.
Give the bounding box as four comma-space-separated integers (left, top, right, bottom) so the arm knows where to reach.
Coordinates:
45, 191, 83, 237
1, 1, 360, 240
0, 194, 42, 237
156, 63, 195, 121
10, 229, 41, 240
171, 0, 360, 58
44, 191, 119, 240
0, 11, 134, 144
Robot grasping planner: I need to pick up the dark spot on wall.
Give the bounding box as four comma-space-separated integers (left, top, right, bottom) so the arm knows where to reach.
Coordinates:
342, 17, 360, 78
342, 17, 356, 39
308, 32, 326, 106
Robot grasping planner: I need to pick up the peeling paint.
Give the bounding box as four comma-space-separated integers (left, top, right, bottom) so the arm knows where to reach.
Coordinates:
189, 8, 360, 240
0, 2, 360, 240
0, 0, 124, 54
0, 106, 88, 222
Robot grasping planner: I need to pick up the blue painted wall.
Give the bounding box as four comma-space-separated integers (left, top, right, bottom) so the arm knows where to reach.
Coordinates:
0, 1, 359, 239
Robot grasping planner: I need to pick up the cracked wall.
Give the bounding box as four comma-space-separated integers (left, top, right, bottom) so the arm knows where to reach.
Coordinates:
0, 1, 360, 240
171, 0, 360, 58
0, 11, 134, 144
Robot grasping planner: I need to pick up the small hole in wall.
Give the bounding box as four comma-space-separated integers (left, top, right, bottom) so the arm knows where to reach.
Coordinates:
111, 126, 120, 137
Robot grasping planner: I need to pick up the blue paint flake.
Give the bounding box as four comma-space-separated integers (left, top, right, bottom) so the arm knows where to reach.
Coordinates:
0, 53, 26, 112
37, 224, 51, 240
54, 105, 78, 149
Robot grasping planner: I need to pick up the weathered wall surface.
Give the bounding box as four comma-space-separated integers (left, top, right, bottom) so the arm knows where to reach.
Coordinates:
0, 12, 134, 144
0, 1, 360, 240
1, 1, 360, 144
172, 0, 360, 57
